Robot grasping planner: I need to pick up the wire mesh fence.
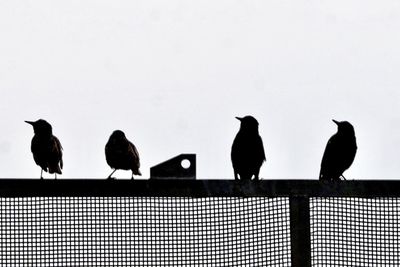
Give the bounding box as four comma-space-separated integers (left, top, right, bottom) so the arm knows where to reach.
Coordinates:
0, 179, 399, 266
0, 196, 291, 267
310, 197, 400, 267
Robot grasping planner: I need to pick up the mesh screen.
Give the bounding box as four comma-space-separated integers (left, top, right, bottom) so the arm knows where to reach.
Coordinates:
0, 197, 291, 267
310, 197, 400, 266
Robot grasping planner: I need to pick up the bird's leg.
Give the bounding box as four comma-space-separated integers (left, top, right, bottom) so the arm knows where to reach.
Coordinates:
254, 171, 260, 181
40, 169, 43, 179
108, 169, 117, 179
131, 171, 135, 180
234, 171, 239, 180
55, 173, 57, 179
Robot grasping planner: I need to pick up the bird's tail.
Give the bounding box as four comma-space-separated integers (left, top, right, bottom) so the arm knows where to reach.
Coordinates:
48, 163, 62, 174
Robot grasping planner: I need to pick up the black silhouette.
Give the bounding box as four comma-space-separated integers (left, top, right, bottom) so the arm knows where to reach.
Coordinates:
105, 130, 141, 179
319, 120, 357, 181
150, 154, 196, 179
25, 119, 63, 179
231, 116, 266, 180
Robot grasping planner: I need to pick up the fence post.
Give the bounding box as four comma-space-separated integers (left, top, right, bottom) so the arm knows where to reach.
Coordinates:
289, 196, 311, 267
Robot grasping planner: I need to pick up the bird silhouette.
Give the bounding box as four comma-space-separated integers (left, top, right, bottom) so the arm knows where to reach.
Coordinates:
319, 120, 357, 181
25, 119, 63, 179
231, 116, 266, 180
105, 130, 141, 179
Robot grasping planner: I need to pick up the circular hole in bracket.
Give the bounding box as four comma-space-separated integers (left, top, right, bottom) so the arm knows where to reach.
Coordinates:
181, 159, 191, 169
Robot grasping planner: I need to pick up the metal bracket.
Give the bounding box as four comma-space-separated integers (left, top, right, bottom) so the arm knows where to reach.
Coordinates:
150, 154, 196, 179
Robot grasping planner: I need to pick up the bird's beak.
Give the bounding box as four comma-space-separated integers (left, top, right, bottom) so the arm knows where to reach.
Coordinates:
25, 121, 34, 126
235, 117, 242, 121
332, 119, 339, 125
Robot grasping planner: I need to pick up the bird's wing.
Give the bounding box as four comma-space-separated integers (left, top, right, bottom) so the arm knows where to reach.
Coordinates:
341, 139, 357, 171
31, 137, 47, 170
52, 136, 63, 169
104, 141, 113, 166
257, 136, 266, 162
128, 141, 140, 168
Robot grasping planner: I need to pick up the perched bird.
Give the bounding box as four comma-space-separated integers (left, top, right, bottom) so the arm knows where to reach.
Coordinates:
25, 119, 63, 179
319, 120, 357, 181
105, 130, 141, 179
231, 116, 266, 180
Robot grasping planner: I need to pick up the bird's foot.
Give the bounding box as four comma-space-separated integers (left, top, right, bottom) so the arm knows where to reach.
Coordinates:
107, 170, 117, 180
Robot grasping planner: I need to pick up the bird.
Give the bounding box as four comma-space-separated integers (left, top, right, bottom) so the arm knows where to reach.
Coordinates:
231, 116, 266, 180
105, 130, 141, 179
25, 119, 63, 179
319, 119, 357, 181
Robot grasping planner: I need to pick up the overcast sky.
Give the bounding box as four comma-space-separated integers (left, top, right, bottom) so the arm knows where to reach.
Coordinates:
0, 0, 400, 179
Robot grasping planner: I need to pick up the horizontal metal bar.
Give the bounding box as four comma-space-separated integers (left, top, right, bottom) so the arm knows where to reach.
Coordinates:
0, 179, 399, 197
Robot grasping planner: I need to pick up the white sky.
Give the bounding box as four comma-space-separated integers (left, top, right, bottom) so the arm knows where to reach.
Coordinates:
0, 0, 400, 179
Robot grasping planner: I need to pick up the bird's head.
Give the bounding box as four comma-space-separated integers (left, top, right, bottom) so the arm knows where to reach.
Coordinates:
333, 119, 355, 135
236, 116, 259, 133
25, 119, 53, 136
109, 130, 127, 141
